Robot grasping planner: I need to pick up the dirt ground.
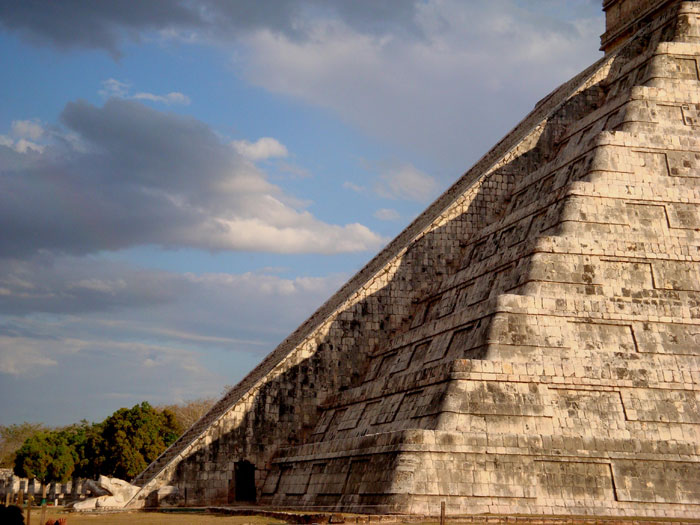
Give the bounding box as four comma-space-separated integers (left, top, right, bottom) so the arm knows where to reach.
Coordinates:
19, 507, 700, 525
25, 508, 286, 525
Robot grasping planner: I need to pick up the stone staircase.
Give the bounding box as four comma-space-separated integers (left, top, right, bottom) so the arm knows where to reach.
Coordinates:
132, 368, 268, 488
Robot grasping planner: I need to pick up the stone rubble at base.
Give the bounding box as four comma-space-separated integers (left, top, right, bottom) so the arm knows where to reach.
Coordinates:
129, 0, 700, 518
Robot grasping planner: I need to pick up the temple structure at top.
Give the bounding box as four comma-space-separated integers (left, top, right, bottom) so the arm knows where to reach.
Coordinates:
130, 1, 700, 518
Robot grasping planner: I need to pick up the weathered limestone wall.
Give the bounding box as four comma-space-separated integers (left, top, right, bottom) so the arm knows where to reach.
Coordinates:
601, 0, 675, 53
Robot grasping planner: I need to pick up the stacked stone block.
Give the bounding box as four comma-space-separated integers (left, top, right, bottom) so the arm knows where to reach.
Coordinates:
130, 1, 700, 519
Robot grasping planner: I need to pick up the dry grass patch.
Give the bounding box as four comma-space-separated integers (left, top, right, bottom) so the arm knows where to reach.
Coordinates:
27, 508, 287, 525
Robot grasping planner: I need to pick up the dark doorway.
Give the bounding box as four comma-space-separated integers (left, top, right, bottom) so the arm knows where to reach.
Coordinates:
234, 460, 256, 502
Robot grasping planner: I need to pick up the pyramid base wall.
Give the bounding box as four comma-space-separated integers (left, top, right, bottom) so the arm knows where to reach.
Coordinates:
264, 433, 700, 518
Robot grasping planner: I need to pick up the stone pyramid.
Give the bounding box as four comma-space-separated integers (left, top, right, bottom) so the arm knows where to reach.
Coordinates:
130, 0, 700, 518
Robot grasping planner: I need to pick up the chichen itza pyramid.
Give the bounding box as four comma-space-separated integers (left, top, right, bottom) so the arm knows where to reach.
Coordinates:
129, 0, 700, 518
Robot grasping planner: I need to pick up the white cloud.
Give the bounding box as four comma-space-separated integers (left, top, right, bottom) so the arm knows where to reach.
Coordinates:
99, 78, 191, 105
343, 181, 364, 192
238, 1, 602, 172
203, 217, 383, 254
0, 259, 347, 423
69, 278, 127, 294
132, 91, 191, 105
0, 135, 45, 154
0, 330, 192, 379
2, 3, 602, 171
232, 137, 289, 161
0, 337, 57, 375
374, 208, 400, 221
14, 138, 46, 154
99, 78, 130, 98
64, 337, 211, 376
374, 163, 438, 202
0, 119, 47, 154
186, 271, 341, 297
95, 319, 266, 347
0, 0, 422, 58
11, 119, 44, 140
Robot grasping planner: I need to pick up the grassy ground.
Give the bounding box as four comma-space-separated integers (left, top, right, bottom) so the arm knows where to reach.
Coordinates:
24, 508, 286, 525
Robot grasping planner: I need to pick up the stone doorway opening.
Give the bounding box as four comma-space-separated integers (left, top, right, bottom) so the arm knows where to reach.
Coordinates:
231, 460, 256, 503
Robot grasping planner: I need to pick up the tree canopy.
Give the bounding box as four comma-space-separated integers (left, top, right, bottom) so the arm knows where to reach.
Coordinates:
95, 402, 181, 479
13, 431, 75, 483
13, 401, 183, 482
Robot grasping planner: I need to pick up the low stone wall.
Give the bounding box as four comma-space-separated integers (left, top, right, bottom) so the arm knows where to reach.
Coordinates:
0, 471, 95, 505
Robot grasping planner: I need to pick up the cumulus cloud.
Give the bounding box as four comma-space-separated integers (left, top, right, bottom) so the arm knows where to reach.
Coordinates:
0, 98, 383, 257
374, 163, 438, 202
343, 181, 364, 193
0, 119, 46, 154
232, 137, 289, 161
12, 119, 44, 140
374, 208, 400, 221
99, 78, 130, 98
0, 137, 44, 154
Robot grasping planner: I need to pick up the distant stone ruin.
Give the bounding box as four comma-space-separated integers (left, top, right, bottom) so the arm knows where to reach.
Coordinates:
129, 0, 700, 518
0, 471, 94, 506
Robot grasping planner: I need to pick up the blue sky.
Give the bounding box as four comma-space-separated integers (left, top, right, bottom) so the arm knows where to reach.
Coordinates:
0, 0, 603, 426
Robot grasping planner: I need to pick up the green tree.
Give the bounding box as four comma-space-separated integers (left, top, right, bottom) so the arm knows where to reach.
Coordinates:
50, 420, 101, 479
10, 401, 187, 482
13, 431, 75, 483
97, 402, 181, 479
71, 421, 105, 479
